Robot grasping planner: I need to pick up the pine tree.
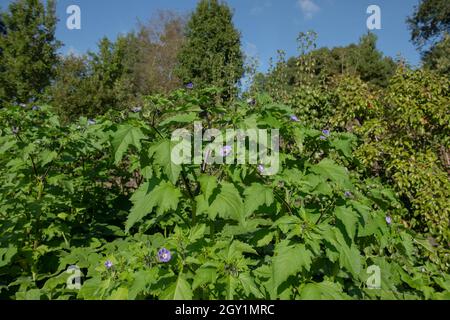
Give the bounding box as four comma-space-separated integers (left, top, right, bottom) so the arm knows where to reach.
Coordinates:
176, 0, 244, 100
0, 0, 61, 106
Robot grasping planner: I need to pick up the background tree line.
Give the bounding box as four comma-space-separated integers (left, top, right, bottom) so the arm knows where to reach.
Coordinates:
0, 0, 448, 120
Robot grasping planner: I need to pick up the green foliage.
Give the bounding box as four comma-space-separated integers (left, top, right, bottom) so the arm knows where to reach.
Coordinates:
49, 12, 186, 121
0, 0, 61, 106
1, 88, 448, 300
407, 0, 450, 49
328, 69, 450, 252
176, 0, 244, 100
259, 32, 396, 93
0, 0, 448, 302
422, 33, 450, 76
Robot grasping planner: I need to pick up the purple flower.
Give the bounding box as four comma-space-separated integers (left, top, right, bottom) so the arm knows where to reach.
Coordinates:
319, 135, 327, 140
131, 106, 142, 113
104, 260, 113, 269
290, 115, 299, 122
87, 119, 96, 126
322, 129, 330, 136
32, 106, 40, 111
158, 248, 172, 263
344, 191, 352, 198
386, 216, 392, 225
12, 127, 19, 135
219, 145, 233, 157
257, 164, 265, 174
186, 83, 194, 89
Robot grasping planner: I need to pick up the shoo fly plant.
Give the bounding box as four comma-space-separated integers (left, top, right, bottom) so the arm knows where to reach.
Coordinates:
0, 87, 449, 300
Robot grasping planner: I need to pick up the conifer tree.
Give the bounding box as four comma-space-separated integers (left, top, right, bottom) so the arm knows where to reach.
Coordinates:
176, 0, 244, 100
0, 0, 60, 106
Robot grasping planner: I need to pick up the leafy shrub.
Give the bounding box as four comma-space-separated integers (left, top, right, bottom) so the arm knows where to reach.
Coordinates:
1, 89, 448, 300
351, 69, 450, 249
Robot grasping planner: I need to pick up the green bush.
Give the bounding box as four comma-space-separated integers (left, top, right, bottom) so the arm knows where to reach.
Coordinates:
0, 89, 448, 300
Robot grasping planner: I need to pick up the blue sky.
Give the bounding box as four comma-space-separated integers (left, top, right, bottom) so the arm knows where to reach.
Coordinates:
0, 0, 422, 71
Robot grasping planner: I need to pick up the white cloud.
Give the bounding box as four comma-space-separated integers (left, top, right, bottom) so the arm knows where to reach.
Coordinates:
250, 1, 272, 16
297, 0, 320, 19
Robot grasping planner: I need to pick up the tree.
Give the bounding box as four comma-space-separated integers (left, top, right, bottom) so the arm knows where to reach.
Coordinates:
407, 0, 450, 49
47, 54, 95, 122
260, 33, 395, 91
422, 33, 450, 75
0, 0, 61, 106
354, 33, 396, 87
133, 11, 186, 95
407, 0, 450, 75
176, 0, 244, 100
48, 11, 186, 121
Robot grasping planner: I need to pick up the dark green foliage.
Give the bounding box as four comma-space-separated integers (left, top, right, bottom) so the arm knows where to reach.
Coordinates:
407, 0, 450, 76
0, 0, 61, 107
260, 33, 396, 91
422, 33, 450, 76
407, 0, 450, 48
176, 0, 244, 100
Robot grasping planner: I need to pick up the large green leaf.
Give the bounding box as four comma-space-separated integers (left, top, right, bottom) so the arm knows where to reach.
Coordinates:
199, 182, 244, 221
334, 206, 359, 240
334, 228, 362, 277
148, 139, 182, 184
299, 281, 350, 300
192, 265, 218, 290
310, 159, 351, 188
161, 273, 193, 300
111, 124, 146, 165
125, 181, 181, 232
0, 245, 17, 268
265, 241, 313, 299
243, 183, 274, 217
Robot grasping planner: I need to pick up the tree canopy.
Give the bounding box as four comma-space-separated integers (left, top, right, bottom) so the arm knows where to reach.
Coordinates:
176, 0, 244, 100
0, 0, 60, 106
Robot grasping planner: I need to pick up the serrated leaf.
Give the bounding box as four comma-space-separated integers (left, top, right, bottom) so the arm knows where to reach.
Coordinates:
239, 273, 263, 298
310, 159, 351, 188
161, 274, 192, 300
0, 245, 17, 268
244, 183, 274, 217
265, 241, 313, 299
189, 224, 206, 243
335, 206, 359, 240
110, 287, 129, 300
112, 124, 146, 164
39, 150, 57, 167
149, 139, 182, 184
192, 267, 217, 290
299, 281, 350, 300
125, 181, 181, 232
207, 183, 244, 221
